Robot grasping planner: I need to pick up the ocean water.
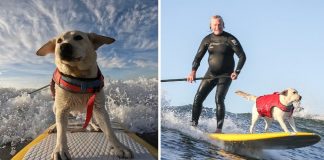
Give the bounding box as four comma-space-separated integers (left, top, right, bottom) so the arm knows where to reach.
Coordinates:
161, 105, 324, 160
0, 78, 158, 158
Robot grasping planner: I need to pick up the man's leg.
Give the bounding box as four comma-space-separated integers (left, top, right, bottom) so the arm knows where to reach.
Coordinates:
192, 79, 217, 126
215, 77, 232, 132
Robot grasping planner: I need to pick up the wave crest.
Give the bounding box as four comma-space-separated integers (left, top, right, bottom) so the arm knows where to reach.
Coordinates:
0, 78, 157, 146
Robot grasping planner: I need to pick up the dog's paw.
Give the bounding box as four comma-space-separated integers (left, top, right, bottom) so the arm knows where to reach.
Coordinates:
89, 122, 101, 132
51, 147, 71, 160
48, 124, 57, 133
108, 144, 133, 158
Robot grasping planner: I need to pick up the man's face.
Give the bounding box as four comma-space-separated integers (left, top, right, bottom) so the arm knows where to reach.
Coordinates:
210, 18, 224, 35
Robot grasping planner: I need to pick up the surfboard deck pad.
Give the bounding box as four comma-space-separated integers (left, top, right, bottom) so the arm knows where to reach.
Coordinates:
13, 120, 156, 160
208, 132, 321, 149
23, 132, 154, 160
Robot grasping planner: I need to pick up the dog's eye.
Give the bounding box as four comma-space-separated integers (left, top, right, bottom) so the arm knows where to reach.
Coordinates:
74, 35, 83, 41
57, 38, 63, 43
293, 91, 297, 94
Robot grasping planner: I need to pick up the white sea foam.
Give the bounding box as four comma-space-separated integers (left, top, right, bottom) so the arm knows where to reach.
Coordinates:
160, 107, 267, 158
106, 78, 158, 134
293, 105, 324, 121
161, 107, 245, 143
0, 78, 157, 146
0, 89, 53, 146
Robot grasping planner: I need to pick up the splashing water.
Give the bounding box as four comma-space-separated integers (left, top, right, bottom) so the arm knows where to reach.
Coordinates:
0, 78, 157, 149
161, 104, 324, 159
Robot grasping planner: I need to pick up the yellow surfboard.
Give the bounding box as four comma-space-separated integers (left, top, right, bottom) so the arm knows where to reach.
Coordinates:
208, 132, 321, 149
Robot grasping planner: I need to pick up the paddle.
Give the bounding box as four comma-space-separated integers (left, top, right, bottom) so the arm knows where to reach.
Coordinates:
161, 75, 230, 82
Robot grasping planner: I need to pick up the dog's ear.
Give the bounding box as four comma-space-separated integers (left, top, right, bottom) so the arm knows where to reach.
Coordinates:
36, 39, 56, 56
280, 90, 288, 96
88, 33, 115, 50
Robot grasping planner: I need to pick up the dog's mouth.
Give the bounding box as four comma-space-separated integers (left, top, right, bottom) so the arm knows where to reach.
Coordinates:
292, 101, 304, 112
292, 96, 302, 104
293, 96, 302, 103
70, 57, 82, 62
293, 101, 301, 106
61, 56, 82, 62
59, 43, 83, 62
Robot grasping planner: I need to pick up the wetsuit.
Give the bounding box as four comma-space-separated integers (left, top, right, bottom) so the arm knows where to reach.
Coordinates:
191, 31, 246, 129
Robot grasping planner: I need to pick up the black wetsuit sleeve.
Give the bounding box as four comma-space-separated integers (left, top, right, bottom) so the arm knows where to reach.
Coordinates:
228, 36, 246, 74
192, 36, 209, 71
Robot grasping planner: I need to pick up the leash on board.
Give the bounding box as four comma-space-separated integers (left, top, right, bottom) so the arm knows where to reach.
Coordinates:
27, 84, 50, 94
161, 75, 231, 82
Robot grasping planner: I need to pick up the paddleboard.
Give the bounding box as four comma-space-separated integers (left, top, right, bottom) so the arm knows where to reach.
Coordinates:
12, 120, 157, 160
208, 132, 321, 149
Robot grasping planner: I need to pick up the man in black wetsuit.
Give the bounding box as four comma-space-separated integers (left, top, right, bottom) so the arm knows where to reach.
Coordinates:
187, 15, 246, 133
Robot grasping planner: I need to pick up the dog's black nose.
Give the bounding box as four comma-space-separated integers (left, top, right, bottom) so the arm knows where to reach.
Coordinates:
60, 43, 73, 61
299, 96, 302, 100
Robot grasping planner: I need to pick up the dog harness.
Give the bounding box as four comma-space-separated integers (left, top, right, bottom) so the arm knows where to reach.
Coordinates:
51, 67, 104, 128
256, 92, 294, 118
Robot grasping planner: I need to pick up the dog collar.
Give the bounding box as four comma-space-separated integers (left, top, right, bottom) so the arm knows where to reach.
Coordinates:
51, 67, 104, 94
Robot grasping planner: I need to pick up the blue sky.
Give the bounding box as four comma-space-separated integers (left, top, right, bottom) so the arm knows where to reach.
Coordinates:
0, 0, 157, 88
161, 0, 324, 114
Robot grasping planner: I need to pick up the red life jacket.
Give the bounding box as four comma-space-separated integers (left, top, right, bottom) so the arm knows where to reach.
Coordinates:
256, 92, 294, 118
51, 67, 104, 128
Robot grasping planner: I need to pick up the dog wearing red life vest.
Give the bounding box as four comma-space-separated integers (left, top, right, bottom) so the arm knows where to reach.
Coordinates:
36, 31, 132, 160
235, 88, 302, 133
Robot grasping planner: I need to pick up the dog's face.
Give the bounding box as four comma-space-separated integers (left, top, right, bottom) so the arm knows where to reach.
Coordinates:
36, 31, 115, 71
55, 31, 94, 63
279, 88, 302, 106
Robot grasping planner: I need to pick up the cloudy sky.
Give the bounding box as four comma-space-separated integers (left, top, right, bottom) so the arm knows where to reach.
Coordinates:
0, 0, 157, 88
161, 0, 324, 114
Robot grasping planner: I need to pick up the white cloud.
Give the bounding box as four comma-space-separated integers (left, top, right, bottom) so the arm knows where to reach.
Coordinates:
97, 54, 127, 69
134, 38, 158, 50
0, 69, 8, 76
0, 0, 72, 67
132, 59, 157, 68
0, 18, 10, 33
0, 0, 157, 80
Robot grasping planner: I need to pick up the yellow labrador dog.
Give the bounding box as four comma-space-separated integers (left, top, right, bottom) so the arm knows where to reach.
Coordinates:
235, 88, 302, 133
36, 31, 132, 159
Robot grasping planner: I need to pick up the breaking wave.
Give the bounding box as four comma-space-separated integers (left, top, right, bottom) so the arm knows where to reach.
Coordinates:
0, 77, 157, 147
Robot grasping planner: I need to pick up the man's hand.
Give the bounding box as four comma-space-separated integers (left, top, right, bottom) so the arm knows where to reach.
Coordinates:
187, 70, 196, 83
231, 72, 238, 80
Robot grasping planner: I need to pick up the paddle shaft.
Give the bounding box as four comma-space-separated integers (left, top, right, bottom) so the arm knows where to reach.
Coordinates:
161, 75, 230, 82
28, 75, 231, 93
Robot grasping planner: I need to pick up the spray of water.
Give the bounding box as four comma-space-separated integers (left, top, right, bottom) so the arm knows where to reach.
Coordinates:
0, 78, 157, 148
